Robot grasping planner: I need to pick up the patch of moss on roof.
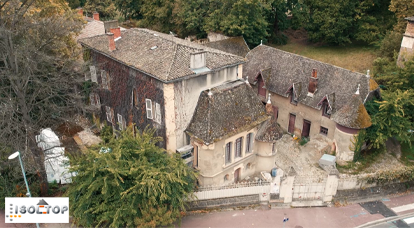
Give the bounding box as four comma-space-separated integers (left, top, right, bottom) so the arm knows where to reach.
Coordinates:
331, 94, 372, 129
369, 78, 379, 91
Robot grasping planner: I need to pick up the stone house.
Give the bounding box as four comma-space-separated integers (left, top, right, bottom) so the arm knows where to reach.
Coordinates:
186, 79, 283, 186
78, 28, 244, 151
243, 45, 380, 162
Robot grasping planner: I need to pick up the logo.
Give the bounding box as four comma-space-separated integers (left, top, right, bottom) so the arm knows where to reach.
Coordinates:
5, 197, 69, 223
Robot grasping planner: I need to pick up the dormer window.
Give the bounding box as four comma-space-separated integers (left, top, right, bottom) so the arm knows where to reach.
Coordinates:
290, 90, 298, 105
322, 100, 330, 117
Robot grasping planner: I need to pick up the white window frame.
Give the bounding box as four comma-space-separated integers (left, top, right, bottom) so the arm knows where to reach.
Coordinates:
155, 102, 161, 124
90, 66, 97, 82
145, 99, 153, 119
90, 93, 100, 106
105, 106, 113, 123
117, 114, 124, 130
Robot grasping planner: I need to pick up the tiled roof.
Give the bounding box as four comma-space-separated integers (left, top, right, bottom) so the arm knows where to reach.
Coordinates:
331, 94, 372, 129
78, 28, 245, 82
243, 45, 379, 115
255, 116, 284, 142
186, 80, 269, 144
76, 18, 126, 41
204, 36, 250, 57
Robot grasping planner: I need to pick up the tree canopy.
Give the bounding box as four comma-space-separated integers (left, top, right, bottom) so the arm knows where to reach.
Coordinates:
66, 127, 197, 228
0, 0, 85, 195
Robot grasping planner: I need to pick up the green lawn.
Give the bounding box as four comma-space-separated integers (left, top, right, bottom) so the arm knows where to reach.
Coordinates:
270, 40, 377, 74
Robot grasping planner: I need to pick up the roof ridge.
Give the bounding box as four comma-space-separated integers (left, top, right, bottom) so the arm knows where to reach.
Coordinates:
248, 45, 366, 76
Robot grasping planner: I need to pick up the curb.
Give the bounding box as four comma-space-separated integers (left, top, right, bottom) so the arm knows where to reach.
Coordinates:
356, 211, 414, 228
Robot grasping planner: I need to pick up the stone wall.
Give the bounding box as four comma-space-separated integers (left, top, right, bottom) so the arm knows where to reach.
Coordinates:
187, 194, 259, 210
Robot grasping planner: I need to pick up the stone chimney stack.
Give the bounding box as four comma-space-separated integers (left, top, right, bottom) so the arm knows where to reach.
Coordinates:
77, 8, 83, 16
110, 27, 121, 40
190, 51, 206, 69
308, 68, 318, 96
107, 33, 115, 51
397, 17, 414, 67
93, 12, 100, 21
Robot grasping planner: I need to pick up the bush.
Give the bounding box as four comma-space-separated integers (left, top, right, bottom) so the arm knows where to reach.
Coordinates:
66, 127, 197, 228
378, 31, 403, 60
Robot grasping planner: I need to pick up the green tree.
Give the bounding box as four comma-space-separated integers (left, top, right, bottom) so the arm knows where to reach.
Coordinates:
113, 0, 142, 21
204, 0, 269, 46
66, 127, 197, 228
83, 0, 117, 20
140, 0, 176, 33
174, 0, 209, 38
0, 0, 85, 196
389, 0, 414, 33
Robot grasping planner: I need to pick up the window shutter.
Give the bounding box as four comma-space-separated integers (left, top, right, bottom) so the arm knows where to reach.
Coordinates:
96, 94, 100, 105
105, 106, 112, 122
155, 103, 161, 124
89, 93, 95, 105
117, 114, 123, 130
106, 72, 111, 90
145, 99, 153, 119
85, 73, 91, 81
101, 70, 107, 89
90, 66, 97, 82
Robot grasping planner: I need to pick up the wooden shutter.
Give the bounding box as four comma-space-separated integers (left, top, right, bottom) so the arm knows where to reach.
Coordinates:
90, 66, 97, 82
101, 70, 107, 89
117, 114, 123, 130
155, 103, 161, 124
105, 106, 112, 122
145, 99, 153, 119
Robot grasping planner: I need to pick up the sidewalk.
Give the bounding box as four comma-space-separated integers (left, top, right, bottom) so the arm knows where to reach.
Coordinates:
2, 193, 414, 228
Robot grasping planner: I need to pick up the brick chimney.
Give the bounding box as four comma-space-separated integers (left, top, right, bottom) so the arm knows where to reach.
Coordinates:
308, 68, 318, 96
93, 12, 99, 21
110, 27, 121, 40
107, 33, 115, 51
77, 8, 83, 16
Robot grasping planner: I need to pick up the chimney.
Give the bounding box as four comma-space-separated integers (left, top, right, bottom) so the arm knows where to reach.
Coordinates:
190, 51, 206, 69
110, 27, 121, 40
266, 93, 273, 115
107, 33, 115, 51
93, 12, 99, 21
308, 68, 318, 96
77, 8, 83, 16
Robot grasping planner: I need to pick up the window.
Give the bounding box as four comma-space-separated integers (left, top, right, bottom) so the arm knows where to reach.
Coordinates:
145, 99, 153, 119
235, 137, 242, 158
90, 66, 97, 82
272, 143, 276, 154
272, 106, 278, 120
105, 106, 113, 123
89, 93, 100, 106
320, 127, 328, 136
322, 101, 331, 117
290, 90, 297, 105
101, 70, 111, 89
225, 142, 232, 164
117, 114, 125, 130
246, 163, 251, 169
246, 133, 253, 153
155, 102, 161, 124
132, 88, 139, 108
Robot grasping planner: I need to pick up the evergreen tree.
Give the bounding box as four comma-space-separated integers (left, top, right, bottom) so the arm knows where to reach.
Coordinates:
66, 127, 197, 228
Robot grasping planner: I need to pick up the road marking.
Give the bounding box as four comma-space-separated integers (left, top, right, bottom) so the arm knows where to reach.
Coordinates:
403, 217, 414, 224
392, 203, 414, 213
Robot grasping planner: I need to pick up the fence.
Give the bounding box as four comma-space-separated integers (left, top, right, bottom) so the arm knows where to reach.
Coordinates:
191, 181, 271, 201
292, 176, 326, 201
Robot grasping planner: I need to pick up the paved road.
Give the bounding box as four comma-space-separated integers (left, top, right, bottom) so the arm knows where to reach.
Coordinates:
2, 193, 414, 228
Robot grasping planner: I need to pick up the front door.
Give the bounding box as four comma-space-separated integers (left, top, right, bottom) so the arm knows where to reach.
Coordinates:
234, 168, 241, 183
288, 114, 296, 134
302, 120, 311, 137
